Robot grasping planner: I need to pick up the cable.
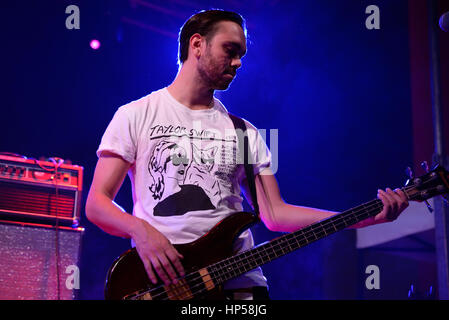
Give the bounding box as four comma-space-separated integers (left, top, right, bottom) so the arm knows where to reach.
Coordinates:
0, 152, 27, 158
47, 157, 64, 300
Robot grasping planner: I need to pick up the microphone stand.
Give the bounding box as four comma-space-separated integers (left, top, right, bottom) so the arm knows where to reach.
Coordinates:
428, 0, 449, 300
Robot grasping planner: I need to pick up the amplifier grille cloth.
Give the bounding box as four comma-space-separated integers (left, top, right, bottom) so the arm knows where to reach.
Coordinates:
0, 181, 75, 219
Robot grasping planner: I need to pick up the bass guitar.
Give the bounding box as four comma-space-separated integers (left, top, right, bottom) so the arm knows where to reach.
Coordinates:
104, 165, 449, 300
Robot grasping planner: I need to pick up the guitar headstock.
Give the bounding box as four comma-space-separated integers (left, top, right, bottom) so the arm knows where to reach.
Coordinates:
404, 164, 449, 202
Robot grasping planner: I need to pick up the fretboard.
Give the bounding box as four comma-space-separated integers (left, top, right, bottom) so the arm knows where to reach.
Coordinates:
207, 198, 384, 285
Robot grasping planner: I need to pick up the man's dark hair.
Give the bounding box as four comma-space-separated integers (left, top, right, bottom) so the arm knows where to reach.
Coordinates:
178, 9, 247, 65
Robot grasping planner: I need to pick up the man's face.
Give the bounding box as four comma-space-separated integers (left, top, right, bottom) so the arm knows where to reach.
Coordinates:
197, 21, 247, 90
166, 146, 189, 182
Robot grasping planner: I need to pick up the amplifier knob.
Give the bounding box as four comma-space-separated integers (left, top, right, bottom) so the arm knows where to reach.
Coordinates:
17, 167, 25, 177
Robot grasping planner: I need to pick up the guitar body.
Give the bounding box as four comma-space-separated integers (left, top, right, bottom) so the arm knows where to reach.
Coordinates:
104, 211, 259, 300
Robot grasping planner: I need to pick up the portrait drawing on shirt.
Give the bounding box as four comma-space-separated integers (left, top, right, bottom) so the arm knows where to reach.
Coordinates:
184, 144, 222, 201
148, 139, 222, 216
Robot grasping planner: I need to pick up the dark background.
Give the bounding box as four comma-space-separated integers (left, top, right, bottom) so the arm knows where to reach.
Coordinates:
1, 0, 448, 299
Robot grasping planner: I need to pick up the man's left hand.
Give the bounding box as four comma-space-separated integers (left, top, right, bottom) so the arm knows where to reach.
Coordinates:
375, 188, 409, 222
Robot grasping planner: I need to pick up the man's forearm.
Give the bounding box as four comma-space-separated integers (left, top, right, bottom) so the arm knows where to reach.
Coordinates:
85, 192, 142, 239
265, 202, 389, 232
262, 202, 338, 233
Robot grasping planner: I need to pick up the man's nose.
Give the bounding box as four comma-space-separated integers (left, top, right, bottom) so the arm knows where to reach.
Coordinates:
231, 57, 242, 70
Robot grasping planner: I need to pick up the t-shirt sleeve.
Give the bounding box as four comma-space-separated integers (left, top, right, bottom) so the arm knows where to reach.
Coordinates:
246, 121, 273, 176
96, 106, 137, 163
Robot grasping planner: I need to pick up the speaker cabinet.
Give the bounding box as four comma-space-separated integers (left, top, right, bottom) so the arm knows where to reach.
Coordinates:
0, 221, 83, 300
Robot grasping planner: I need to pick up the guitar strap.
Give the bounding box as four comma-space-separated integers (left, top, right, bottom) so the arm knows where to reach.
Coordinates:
228, 113, 260, 219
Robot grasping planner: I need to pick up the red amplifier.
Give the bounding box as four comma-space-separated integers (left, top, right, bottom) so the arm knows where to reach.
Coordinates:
0, 154, 83, 227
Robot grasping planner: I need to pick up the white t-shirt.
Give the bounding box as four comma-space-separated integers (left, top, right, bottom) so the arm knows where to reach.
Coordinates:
97, 87, 272, 289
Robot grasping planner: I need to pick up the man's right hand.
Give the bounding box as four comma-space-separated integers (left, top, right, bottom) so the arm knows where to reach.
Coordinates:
86, 152, 185, 287
131, 218, 185, 286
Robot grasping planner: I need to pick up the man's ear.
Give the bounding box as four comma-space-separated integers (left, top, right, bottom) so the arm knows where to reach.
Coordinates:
190, 33, 203, 59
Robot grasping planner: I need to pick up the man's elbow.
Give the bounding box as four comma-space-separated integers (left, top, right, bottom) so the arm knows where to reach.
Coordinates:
85, 191, 100, 224
259, 203, 286, 232
262, 218, 282, 232
260, 201, 304, 233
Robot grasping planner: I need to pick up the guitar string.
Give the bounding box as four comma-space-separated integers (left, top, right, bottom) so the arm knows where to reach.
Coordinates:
130, 169, 445, 299
133, 200, 385, 300
202, 183, 438, 294
176, 185, 440, 300
143, 196, 410, 300
168, 203, 386, 300
136, 196, 397, 300
148, 203, 385, 300
133, 184, 428, 300
136, 192, 410, 300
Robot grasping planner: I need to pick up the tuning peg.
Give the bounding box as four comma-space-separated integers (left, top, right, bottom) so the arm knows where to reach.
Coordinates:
442, 195, 449, 206
408, 284, 415, 299
421, 161, 430, 173
406, 166, 414, 179
425, 200, 434, 213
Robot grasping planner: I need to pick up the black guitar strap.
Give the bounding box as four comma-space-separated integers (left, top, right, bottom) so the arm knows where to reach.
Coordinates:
228, 113, 260, 218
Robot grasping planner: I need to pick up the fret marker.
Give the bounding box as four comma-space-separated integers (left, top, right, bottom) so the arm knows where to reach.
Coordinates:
140, 292, 153, 300
165, 279, 193, 300
199, 268, 215, 291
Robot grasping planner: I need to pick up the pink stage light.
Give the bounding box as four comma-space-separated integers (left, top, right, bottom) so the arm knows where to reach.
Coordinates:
90, 39, 101, 50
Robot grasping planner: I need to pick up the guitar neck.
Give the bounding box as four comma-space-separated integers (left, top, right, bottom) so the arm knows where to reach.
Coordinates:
207, 198, 384, 285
